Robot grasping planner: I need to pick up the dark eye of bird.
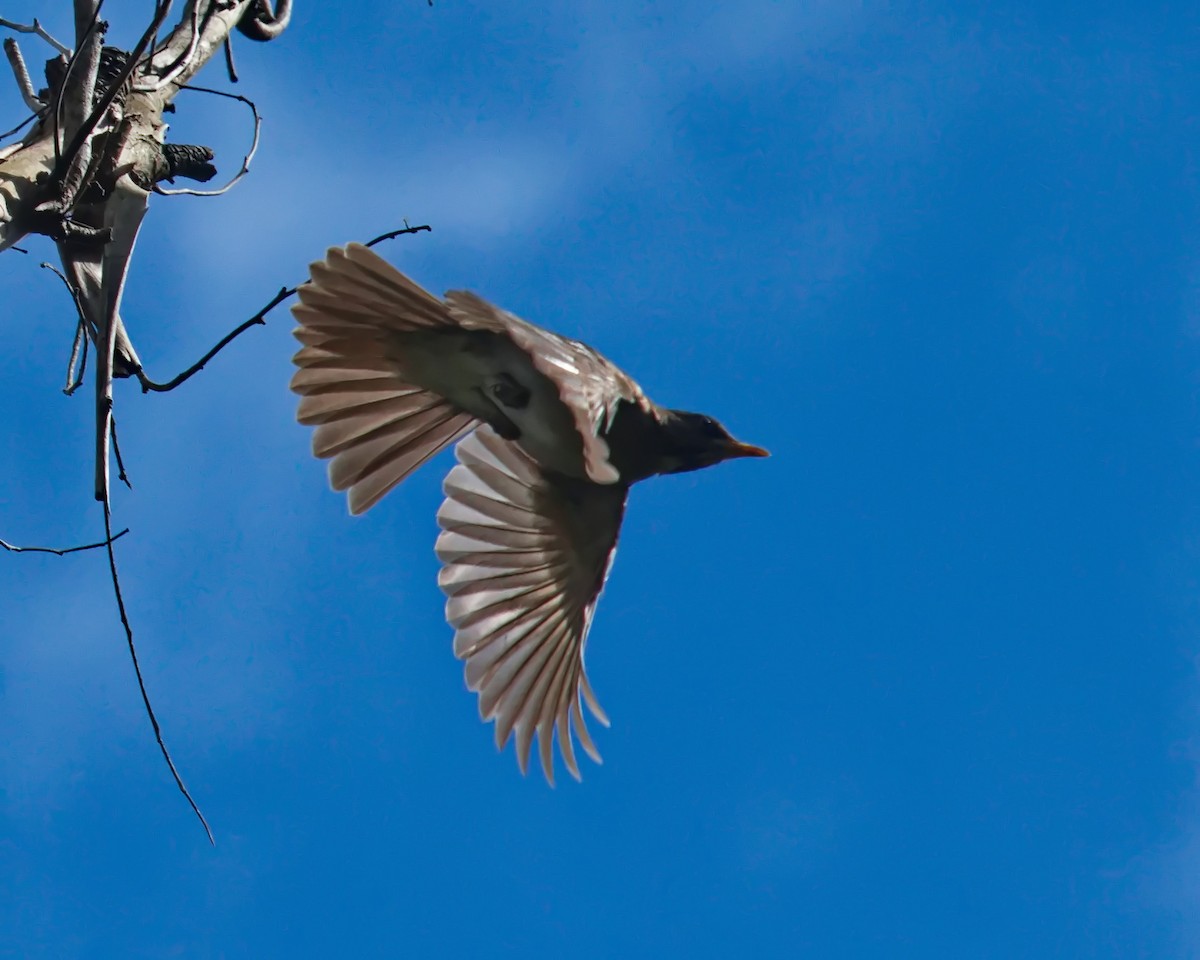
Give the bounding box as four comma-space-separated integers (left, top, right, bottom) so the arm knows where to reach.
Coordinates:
699, 416, 723, 438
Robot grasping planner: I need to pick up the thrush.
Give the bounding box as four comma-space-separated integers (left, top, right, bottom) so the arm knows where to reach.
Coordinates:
290, 243, 768, 783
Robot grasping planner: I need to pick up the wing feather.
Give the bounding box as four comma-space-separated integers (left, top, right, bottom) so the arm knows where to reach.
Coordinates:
292, 245, 639, 780
291, 245, 481, 514
436, 425, 628, 782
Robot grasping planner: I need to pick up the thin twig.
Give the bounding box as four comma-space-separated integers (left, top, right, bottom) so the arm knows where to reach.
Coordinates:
1, 527, 128, 555
366, 222, 433, 247
0, 17, 71, 55
99, 500, 214, 844
136, 0, 201, 92
109, 415, 131, 489
40, 261, 93, 394
153, 84, 259, 197
136, 224, 433, 393
0, 112, 36, 141
64, 319, 87, 393
137, 284, 291, 393
221, 35, 238, 82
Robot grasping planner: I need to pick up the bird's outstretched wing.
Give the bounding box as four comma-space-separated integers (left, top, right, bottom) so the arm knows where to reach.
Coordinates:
290, 245, 479, 514
436, 425, 628, 783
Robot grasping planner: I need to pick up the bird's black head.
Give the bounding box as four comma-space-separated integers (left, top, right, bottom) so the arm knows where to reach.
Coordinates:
654, 409, 770, 476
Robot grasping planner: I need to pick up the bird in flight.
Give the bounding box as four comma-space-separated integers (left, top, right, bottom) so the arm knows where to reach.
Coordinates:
290, 244, 768, 783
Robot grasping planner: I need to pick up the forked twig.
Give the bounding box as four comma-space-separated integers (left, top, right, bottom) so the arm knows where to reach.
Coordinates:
0, 16, 70, 55
136, 224, 433, 393
153, 84, 259, 197
1, 527, 129, 555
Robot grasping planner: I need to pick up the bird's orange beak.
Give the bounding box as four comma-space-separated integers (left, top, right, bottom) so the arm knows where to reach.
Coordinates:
725, 439, 770, 459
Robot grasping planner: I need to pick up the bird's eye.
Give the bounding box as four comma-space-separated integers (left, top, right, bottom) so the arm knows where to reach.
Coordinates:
699, 416, 723, 438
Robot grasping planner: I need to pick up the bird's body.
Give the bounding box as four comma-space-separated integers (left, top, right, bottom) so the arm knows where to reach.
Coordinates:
291, 243, 766, 782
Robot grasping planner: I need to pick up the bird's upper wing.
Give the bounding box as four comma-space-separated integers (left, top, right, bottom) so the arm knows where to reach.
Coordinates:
436, 425, 628, 783
291, 243, 649, 504
443, 289, 649, 485
290, 244, 480, 514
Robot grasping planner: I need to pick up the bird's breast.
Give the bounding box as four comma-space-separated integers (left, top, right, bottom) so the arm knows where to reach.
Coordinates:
392, 329, 593, 479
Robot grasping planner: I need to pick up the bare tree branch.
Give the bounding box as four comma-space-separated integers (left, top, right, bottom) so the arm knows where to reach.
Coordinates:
3, 0, 294, 844
64, 316, 88, 394
51, 26, 104, 217
365, 223, 434, 248
222, 35, 238, 82
236, 0, 291, 43
110, 415, 131, 490
1, 526, 128, 555
137, 1, 201, 93
3, 38, 42, 111
153, 84, 259, 197
149, 0, 257, 90
39, 260, 91, 393
136, 224, 433, 393
52, 1, 104, 171
100, 501, 214, 844
136, 284, 291, 393
0, 16, 70, 55
56, 3, 168, 188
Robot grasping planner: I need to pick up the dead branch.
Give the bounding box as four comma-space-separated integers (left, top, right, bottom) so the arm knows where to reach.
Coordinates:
136, 284, 292, 393
64, 317, 88, 394
54, 6, 169, 199
160, 143, 217, 183
100, 500, 213, 844
109, 415, 131, 489
236, 0, 292, 43
0, 0, 292, 843
136, 1, 202, 93
365, 223, 434, 248
38, 260, 91, 393
49, 17, 104, 210
222, 35, 238, 82
0, 16, 70, 56
3, 38, 42, 111
1, 526, 128, 555
136, 224, 433, 394
153, 84, 259, 197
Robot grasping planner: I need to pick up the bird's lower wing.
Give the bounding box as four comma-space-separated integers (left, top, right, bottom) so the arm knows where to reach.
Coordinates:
435, 425, 628, 783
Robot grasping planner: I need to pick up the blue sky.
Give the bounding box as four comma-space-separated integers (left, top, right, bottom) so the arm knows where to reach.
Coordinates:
2, 0, 1199, 956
